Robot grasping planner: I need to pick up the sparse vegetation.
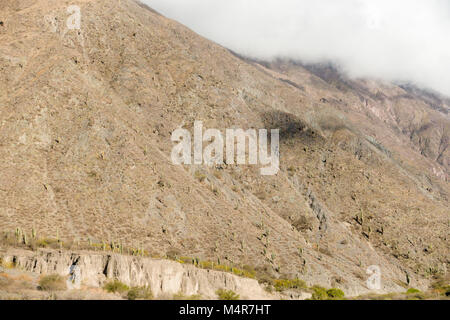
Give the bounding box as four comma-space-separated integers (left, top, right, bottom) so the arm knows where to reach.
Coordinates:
273, 278, 307, 292
172, 293, 203, 300
103, 280, 129, 294
127, 285, 153, 300
292, 216, 313, 232
175, 256, 256, 279
0, 257, 14, 269
194, 170, 207, 182
310, 286, 329, 300
310, 286, 345, 300
216, 289, 239, 300
406, 288, 421, 294
38, 275, 67, 291
1, 229, 150, 258
326, 288, 345, 299
213, 170, 222, 179
430, 278, 450, 297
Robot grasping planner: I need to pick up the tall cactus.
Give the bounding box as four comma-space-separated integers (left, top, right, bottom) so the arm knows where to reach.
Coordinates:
15, 227, 22, 243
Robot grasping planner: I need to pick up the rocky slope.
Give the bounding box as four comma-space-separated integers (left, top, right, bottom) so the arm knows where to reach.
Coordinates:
0, 0, 448, 297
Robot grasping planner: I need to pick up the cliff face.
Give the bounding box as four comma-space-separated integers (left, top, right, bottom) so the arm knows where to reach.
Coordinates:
2, 248, 284, 299
0, 0, 448, 297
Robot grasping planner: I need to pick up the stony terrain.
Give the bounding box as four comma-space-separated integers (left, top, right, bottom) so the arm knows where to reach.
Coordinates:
0, 0, 448, 298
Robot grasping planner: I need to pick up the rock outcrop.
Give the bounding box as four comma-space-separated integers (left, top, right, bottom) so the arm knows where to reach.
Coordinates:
3, 248, 283, 299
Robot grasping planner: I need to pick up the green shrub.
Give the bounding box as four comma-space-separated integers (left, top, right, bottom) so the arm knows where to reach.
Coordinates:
127, 286, 153, 300
231, 267, 256, 279
213, 264, 232, 273
273, 278, 307, 291
326, 288, 345, 299
216, 289, 240, 300
39, 275, 67, 291
406, 288, 421, 294
311, 286, 329, 300
103, 280, 129, 294
310, 286, 345, 300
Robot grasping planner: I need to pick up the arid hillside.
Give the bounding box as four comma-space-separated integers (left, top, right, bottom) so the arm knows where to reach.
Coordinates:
0, 0, 448, 297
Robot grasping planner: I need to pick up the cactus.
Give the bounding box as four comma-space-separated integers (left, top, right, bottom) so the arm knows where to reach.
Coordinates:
31, 228, 37, 239
15, 227, 22, 243
356, 210, 365, 226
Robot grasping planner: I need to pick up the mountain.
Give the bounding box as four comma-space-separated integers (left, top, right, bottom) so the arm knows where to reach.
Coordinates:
0, 0, 448, 297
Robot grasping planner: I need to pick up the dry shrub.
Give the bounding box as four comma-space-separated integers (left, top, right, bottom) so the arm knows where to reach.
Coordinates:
39, 275, 67, 291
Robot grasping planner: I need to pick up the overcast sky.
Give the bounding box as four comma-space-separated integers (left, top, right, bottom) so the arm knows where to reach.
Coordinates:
144, 0, 450, 96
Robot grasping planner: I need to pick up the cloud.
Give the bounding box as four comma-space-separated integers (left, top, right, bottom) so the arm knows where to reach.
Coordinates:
144, 0, 450, 96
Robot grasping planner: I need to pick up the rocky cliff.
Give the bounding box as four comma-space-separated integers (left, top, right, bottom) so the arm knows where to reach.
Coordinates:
2, 248, 291, 299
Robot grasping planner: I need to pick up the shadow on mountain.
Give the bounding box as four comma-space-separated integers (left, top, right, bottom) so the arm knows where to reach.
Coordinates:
260, 110, 322, 145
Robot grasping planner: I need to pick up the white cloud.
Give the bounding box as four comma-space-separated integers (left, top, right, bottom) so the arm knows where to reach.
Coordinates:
144, 0, 450, 96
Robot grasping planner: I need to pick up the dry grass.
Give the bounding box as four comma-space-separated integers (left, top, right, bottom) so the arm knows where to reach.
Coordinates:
127, 286, 153, 300
103, 280, 129, 294
216, 289, 240, 300
38, 275, 67, 292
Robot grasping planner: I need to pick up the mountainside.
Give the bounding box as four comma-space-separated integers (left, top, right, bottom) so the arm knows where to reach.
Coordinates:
0, 0, 448, 297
